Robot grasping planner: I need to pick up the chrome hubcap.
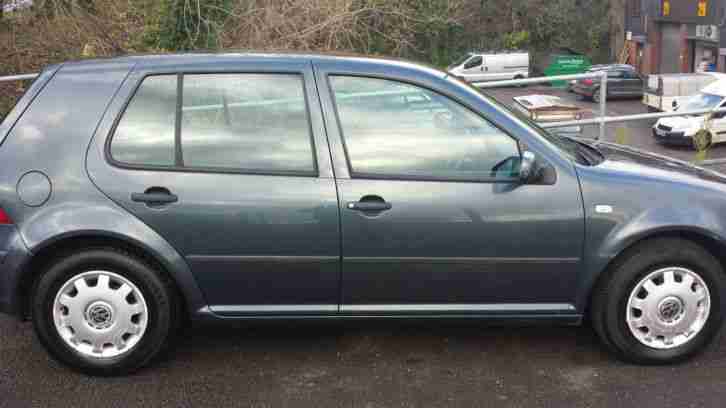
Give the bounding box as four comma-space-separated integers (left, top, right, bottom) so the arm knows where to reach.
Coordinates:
53, 271, 148, 358
626, 267, 710, 349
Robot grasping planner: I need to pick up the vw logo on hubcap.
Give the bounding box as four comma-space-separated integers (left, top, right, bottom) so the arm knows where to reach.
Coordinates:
85, 301, 114, 330
657, 296, 684, 323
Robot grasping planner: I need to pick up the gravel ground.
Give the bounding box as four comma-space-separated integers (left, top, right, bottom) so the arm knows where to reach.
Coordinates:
4, 86, 726, 408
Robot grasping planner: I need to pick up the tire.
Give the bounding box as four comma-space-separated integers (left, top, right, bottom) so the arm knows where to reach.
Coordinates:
513, 75, 526, 87
591, 238, 725, 364
31, 248, 180, 376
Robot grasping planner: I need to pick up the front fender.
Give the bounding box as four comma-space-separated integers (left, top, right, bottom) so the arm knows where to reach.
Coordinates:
575, 170, 726, 311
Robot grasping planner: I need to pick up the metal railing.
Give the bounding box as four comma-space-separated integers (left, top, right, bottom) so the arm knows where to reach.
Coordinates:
4, 71, 726, 166
0, 73, 39, 82
475, 71, 609, 140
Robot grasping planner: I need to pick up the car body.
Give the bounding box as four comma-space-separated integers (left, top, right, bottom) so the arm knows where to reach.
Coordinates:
447, 51, 529, 83
2, 53, 726, 375
653, 79, 726, 148
566, 64, 634, 92
512, 94, 584, 137
571, 65, 644, 102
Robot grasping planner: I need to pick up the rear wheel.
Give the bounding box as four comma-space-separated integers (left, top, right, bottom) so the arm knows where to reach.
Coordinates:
592, 88, 603, 103
591, 238, 725, 364
31, 248, 179, 376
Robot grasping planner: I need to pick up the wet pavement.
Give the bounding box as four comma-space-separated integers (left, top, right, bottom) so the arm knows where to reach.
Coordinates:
2, 316, 726, 407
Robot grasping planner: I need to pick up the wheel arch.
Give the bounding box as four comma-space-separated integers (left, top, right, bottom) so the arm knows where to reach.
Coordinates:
16, 231, 203, 320
580, 227, 726, 314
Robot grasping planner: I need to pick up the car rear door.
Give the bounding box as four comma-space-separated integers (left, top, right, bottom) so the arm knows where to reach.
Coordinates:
87, 58, 341, 316
314, 63, 585, 316
607, 70, 626, 95
623, 70, 644, 97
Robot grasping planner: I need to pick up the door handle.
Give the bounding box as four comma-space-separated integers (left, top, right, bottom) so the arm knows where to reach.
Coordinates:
346, 196, 392, 212
131, 187, 178, 206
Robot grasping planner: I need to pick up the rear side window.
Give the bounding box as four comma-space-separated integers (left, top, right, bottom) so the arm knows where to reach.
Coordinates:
110, 73, 316, 174
181, 74, 314, 172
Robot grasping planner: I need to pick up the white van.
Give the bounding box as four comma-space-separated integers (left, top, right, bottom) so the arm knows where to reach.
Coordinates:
653, 79, 726, 147
448, 51, 530, 83
643, 72, 723, 112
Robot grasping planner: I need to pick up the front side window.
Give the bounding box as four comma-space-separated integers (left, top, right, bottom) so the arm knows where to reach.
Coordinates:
330, 76, 520, 180
464, 56, 483, 69
110, 73, 315, 174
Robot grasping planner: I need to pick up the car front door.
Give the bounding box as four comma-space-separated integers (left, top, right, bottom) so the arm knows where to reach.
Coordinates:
708, 101, 726, 143
315, 69, 585, 316
87, 61, 341, 316
460, 55, 484, 82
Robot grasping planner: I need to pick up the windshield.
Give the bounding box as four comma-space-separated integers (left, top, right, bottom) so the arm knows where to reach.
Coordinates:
450, 53, 473, 68
682, 92, 723, 111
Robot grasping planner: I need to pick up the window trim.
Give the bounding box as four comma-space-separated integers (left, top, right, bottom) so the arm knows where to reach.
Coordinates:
105, 71, 320, 178
326, 73, 523, 184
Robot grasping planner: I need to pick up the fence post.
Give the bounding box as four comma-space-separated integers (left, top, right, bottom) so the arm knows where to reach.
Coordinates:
599, 70, 607, 140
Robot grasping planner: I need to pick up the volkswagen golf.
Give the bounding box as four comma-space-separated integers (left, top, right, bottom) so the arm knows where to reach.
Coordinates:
1, 53, 725, 376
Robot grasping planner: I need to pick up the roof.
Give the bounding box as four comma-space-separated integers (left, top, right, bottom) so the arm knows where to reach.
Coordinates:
588, 64, 636, 71
57, 51, 447, 79
61, 51, 419, 67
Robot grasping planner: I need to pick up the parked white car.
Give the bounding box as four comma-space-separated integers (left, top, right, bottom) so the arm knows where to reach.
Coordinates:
643, 72, 724, 112
653, 79, 726, 148
447, 51, 529, 83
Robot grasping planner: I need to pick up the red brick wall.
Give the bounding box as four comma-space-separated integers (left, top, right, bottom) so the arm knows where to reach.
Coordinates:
679, 23, 690, 72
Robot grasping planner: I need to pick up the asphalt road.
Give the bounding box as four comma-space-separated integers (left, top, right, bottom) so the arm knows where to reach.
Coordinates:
4, 86, 726, 408
2, 316, 726, 407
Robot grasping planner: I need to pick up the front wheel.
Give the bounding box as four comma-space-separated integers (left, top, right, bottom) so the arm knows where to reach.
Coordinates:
31, 248, 180, 376
591, 238, 725, 364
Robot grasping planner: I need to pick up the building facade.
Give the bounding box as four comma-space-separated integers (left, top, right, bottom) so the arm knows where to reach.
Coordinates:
624, 0, 726, 74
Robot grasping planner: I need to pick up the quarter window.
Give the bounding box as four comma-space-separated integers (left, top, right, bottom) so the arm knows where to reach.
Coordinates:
110, 73, 316, 174
111, 75, 177, 166
330, 76, 520, 180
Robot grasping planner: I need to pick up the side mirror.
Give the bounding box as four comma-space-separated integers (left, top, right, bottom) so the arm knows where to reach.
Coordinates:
519, 151, 536, 182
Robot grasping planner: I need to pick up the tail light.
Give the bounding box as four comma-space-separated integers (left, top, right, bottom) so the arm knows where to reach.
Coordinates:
582, 79, 594, 85
0, 207, 12, 224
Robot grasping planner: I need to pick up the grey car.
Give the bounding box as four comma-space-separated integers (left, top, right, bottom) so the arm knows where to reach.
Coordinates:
1, 53, 725, 376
